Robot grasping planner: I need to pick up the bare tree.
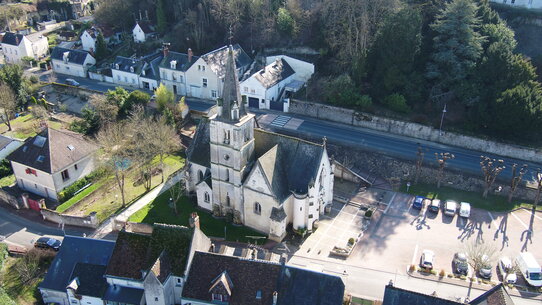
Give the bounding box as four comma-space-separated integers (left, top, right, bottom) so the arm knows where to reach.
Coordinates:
168, 179, 186, 215
152, 116, 181, 183
464, 240, 497, 274
129, 110, 156, 191
435, 152, 454, 188
0, 82, 17, 131
414, 144, 426, 184
89, 94, 119, 128
480, 156, 506, 198
534, 169, 542, 208
97, 122, 134, 207
508, 163, 528, 203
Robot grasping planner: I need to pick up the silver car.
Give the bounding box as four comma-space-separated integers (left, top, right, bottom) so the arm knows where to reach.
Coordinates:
499, 256, 517, 284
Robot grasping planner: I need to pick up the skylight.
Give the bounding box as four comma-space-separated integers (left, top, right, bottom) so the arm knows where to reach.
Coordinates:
22, 146, 28, 152
36, 155, 45, 162
67, 145, 75, 151
33, 136, 46, 147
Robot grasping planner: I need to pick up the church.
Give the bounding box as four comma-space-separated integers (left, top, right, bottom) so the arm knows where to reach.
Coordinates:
185, 46, 334, 242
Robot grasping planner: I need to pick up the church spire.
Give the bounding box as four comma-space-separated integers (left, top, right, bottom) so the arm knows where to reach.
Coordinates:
218, 45, 246, 122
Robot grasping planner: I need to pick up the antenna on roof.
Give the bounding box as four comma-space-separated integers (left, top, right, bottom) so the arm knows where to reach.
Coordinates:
228, 24, 233, 46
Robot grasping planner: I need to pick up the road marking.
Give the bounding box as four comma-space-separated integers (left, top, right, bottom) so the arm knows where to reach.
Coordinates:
520, 208, 542, 222
411, 244, 419, 266
310, 203, 346, 258
487, 211, 498, 228
510, 212, 529, 230
269, 115, 291, 127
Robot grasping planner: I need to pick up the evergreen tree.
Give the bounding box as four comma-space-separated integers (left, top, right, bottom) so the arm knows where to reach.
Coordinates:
368, 7, 423, 103
426, 0, 485, 97
156, 0, 167, 34
95, 32, 108, 61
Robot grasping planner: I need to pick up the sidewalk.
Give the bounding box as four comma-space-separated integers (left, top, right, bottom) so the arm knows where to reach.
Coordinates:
91, 170, 185, 239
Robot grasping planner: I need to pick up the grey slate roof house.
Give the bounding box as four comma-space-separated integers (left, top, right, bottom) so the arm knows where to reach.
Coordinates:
185, 45, 334, 242
6, 128, 98, 201
183, 251, 344, 305
111, 51, 162, 89
39, 236, 116, 305
50, 46, 96, 77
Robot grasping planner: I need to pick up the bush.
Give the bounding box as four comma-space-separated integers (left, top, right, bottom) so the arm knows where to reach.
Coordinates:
364, 209, 373, 218
355, 95, 373, 111
348, 237, 355, 245
439, 269, 446, 277
409, 264, 416, 272
57, 169, 106, 202
0, 159, 13, 178
430, 269, 438, 275
383, 93, 411, 113
0, 243, 8, 268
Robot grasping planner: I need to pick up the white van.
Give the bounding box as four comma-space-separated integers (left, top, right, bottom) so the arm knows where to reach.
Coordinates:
459, 202, 471, 218
516, 252, 542, 287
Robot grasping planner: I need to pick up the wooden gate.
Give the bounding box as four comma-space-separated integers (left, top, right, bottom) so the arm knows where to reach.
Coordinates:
28, 198, 41, 211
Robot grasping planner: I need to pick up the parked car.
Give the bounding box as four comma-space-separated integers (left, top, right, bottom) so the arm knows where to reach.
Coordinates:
453, 252, 469, 275
459, 202, 471, 218
34, 237, 62, 251
65, 78, 80, 86
444, 200, 457, 216
412, 196, 426, 210
429, 199, 441, 213
516, 252, 542, 287
420, 250, 435, 270
499, 256, 517, 284
479, 255, 493, 279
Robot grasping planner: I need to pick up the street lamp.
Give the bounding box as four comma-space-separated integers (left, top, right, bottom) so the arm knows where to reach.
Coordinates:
439, 104, 447, 136
406, 181, 411, 192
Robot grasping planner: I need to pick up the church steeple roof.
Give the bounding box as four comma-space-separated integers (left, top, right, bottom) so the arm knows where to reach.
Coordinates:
218, 45, 246, 122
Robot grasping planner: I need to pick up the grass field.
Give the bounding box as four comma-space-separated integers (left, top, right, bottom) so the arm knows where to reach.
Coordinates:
65, 154, 185, 222
129, 191, 267, 244
0, 114, 64, 140
0, 175, 15, 188
401, 183, 539, 212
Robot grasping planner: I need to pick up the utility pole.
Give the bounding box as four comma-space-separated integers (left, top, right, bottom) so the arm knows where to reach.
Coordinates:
439, 103, 447, 136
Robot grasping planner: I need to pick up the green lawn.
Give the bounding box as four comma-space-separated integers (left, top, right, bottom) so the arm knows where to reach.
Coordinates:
0, 114, 64, 140
55, 181, 105, 213
129, 191, 267, 244
64, 154, 185, 222
0, 175, 15, 188
401, 182, 539, 212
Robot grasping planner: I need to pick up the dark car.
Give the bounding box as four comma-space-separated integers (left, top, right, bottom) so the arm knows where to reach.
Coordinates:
34, 237, 62, 251
453, 252, 469, 276
412, 196, 426, 209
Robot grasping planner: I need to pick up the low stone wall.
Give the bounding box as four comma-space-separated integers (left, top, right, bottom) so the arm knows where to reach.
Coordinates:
289, 99, 542, 163
40, 209, 99, 228
0, 190, 23, 209
125, 221, 154, 234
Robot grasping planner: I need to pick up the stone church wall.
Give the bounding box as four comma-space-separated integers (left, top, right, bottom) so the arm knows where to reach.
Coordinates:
289, 99, 542, 163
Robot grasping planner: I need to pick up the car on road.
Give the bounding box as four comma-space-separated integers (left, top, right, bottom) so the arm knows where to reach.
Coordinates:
65, 78, 80, 86
34, 237, 62, 251
420, 249, 435, 270
453, 252, 469, 275
459, 202, 471, 218
498, 256, 517, 284
412, 196, 426, 210
479, 255, 493, 279
429, 199, 441, 213
444, 200, 457, 216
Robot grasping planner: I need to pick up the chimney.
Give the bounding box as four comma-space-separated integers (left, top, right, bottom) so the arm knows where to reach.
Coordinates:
139, 10, 142, 21
272, 292, 278, 305
188, 48, 193, 63
189, 212, 200, 229
162, 43, 170, 58
145, 10, 149, 20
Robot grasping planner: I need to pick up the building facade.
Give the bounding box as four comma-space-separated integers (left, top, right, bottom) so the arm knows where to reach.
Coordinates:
185, 46, 334, 242
1, 32, 49, 64
51, 47, 96, 77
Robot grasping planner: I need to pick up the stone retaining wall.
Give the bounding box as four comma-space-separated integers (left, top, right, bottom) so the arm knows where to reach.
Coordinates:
289, 99, 542, 163
40, 209, 99, 228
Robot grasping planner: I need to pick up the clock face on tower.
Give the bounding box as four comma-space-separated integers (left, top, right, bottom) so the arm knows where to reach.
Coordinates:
224, 154, 230, 161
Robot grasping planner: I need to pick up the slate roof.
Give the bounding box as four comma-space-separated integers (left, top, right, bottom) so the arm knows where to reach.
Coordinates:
39, 236, 115, 293
150, 251, 172, 283
382, 285, 463, 305
2, 32, 24, 46
254, 129, 324, 196
112, 56, 145, 75
136, 21, 155, 34
275, 265, 344, 305
183, 252, 282, 305
140, 54, 163, 80
254, 58, 295, 89
159, 51, 199, 72
270, 206, 287, 222
51, 47, 92, 65
470, 284, 514, 305
217, 45, 246, 122
105, 224, 210, 281
185, 118, 211, 168
0, 135, 14, 150
184, 252, 344, 305
200, 44, 252, 78
186, 123, 325, 197
69, 263, 108, 297
103, 285, 144, 304
7, 128, 98, 174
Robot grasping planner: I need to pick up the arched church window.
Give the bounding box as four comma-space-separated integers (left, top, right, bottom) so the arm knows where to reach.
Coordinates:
204, 192, 210, 203
223, 130, 230, 144
254, 202, 261, 215
198, 170, 204, 182
226, 195, 231, 207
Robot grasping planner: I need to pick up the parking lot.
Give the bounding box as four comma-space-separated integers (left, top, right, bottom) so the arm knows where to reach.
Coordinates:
294, 190, 542, 281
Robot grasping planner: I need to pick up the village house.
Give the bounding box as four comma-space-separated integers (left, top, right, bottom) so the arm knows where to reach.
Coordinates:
185, 46, 334, 242
51, 47, 96, 77
1, 32, 49, 64
6, 128, 98, 201
182, 251, 345, 305
139, 54, 164, 91
80, 26, 119, 53
240, 55, 314, 112
133, 21, 156, 43
0, 135, 23, 160
111, 52, 162, 89
158, 46, 198, 96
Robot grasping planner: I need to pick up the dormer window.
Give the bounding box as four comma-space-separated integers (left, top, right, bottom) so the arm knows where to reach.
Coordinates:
115, 63, 120, 69
142, 70, 146, 76
170, 60, 177, 69
129, 66, 134, 73
62, 51, 69, 63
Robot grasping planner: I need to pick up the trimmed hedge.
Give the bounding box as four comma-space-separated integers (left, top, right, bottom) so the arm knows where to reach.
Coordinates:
58, 169, 106, 203
56, 182, 102, 213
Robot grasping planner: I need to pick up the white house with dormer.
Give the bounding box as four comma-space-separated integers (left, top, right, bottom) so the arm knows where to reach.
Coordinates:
185, 46, 334, 242
133, 21, 156, 43
50, 47, 96, 77
1, 32, 49, 64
